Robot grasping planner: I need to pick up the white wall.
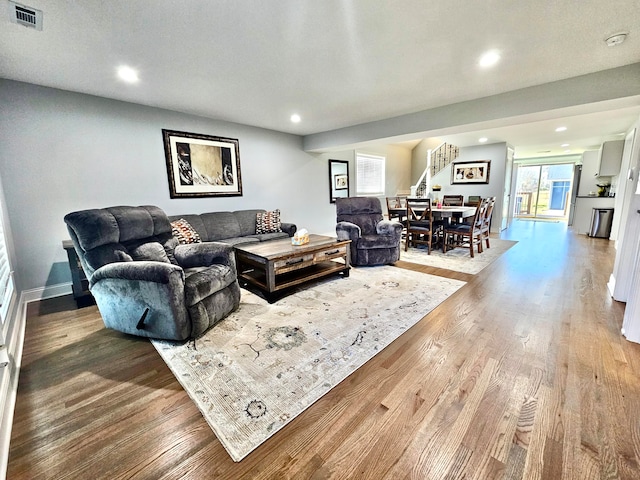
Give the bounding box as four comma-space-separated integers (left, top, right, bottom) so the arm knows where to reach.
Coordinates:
0, 79, 338, 293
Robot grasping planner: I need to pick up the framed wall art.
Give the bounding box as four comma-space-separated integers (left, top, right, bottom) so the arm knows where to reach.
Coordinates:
328, 159, 349, 203
451, 160, 491, 185
334, 174, 348, 190
162, 129, 243, 198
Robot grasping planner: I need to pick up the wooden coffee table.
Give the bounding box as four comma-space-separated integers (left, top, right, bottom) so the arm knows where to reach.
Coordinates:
234, 234, 351, 302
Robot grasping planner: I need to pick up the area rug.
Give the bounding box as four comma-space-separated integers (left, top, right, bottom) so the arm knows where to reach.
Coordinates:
151, 266, 465, 461
400, 238, 517, 274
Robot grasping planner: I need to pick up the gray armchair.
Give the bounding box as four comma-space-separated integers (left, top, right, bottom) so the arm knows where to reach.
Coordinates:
64, 205, 240, 340
335, 197, 403, 266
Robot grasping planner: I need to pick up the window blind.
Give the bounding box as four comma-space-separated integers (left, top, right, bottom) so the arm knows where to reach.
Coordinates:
0, 204, 13, 323
356, 153, 385, 195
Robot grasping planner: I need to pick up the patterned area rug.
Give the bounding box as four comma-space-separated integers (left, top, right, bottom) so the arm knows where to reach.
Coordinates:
151, 266, 465, 461
400, 238, 517, 274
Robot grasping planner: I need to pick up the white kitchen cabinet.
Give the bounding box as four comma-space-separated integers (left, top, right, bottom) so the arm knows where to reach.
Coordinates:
597, 140, 624, 176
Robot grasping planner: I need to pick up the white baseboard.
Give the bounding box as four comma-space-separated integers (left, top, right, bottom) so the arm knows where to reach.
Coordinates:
20, 282, 72, 304
607, 274, 616, 298
0, 290, 26, 480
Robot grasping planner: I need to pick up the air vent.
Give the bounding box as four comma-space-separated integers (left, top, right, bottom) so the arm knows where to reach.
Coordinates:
9, 1, 43, 31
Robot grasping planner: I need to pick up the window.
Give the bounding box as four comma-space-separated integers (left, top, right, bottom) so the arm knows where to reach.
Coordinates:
0, 196, 14, 325
356, 153, 385, 196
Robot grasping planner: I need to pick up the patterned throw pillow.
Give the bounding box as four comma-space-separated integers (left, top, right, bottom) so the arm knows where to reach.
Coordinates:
171, 218, 202, 244
255, 210, 282, 234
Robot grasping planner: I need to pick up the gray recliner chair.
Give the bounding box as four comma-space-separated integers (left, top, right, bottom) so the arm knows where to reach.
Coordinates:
64, 205, 241, 340
335, 197, 403, 266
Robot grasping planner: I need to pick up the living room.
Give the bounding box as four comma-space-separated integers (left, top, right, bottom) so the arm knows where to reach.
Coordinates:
2, 1, 640, 477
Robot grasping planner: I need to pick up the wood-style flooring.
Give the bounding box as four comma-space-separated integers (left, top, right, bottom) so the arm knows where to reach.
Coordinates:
8, 220, 640, 479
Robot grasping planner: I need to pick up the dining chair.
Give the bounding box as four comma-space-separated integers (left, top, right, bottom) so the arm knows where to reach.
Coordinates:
386, 196, 407, 223
466, 195, 481, 206
405, 198, 437, 254
479, 196, 496, 249
442, 195, 464, 206
442, 198, 488, 257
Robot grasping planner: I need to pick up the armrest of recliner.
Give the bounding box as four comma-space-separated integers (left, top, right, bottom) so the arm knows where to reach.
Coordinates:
90, 261, 184, 287
173, 241, 237, 272
336, 221, 362, 243
377, 219, 403, 239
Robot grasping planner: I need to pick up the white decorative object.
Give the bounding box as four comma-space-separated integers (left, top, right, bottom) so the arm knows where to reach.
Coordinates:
291, 228, 309, 245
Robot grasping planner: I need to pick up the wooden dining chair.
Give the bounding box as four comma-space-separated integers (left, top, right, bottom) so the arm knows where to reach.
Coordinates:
405, 198, 436, 254
479, 196, 496, 249
386, 196, 407, 223
442, 195, 464, 206
442, 198, 488, 257
466, 195, 481, 206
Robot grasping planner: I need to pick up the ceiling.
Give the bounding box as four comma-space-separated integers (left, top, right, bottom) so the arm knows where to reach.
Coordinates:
1, 0, 639, 158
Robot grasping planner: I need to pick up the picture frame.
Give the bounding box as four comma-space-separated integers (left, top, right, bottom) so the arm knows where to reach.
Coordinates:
328, 159, 349, 203
334, 174, 348, 190
162, 129, 242, 198
451, 160, 491, 185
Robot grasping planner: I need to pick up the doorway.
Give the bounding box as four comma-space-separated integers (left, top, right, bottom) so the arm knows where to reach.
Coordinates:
514, 163, 575, 221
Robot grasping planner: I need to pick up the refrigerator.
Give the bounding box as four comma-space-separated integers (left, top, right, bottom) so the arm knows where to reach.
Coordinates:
567, 164, 582, 226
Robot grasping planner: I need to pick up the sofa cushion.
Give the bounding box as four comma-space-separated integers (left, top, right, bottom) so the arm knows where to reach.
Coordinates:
183, 264, 236, 306
231, 209, 262, 236
129, 242, 171, 264
221, 236, 260, 246
247, 232, 290, 242
200, 212, 241, 241
357, 234, 401, 249
171, 218, 202, 245
256, 209, 282, 234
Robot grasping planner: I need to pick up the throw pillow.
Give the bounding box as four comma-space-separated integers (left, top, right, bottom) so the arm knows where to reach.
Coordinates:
171, 218, 202, 244
129, 242, 171, 264
256, 210, 282, 234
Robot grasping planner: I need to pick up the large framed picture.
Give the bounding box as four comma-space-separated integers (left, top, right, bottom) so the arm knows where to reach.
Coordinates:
451, 160, 491, 185
162, 129, 242, 198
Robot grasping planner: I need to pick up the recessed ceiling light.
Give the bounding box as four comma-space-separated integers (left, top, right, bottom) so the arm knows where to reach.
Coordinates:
290, 114, 301, 123
479, 50, 500, 68
478, 137, 488, 143
564, 149, 572, 153
117, 66, 139, 83
561, 143, 570, 147
605, 32, 628, 47
555, 126, 567, 132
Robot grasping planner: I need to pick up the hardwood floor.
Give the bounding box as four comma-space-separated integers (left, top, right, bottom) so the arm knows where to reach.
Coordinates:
8, 220, 640, 479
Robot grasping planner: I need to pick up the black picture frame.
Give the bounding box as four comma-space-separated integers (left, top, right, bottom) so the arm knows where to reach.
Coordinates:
451, 160, 491, 185
329, 159, 349, 203
162, 129, 243, 198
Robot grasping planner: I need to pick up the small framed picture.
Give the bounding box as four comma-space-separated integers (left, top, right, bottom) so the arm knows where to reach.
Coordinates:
451, 160, 491, 184
334, 174, 348, 190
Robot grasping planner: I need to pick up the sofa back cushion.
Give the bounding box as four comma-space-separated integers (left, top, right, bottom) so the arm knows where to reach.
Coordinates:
65, 205, 175, 276
200, 212, 241, 241
234, 209, 265, 236
336, 197, 383, 236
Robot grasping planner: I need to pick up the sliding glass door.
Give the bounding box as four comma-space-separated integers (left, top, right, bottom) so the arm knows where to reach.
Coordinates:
514, 163, 574, 220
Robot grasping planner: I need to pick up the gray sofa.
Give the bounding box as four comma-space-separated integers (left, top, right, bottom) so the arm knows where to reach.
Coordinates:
168, 209, 296, 246
65, 205, 242, 341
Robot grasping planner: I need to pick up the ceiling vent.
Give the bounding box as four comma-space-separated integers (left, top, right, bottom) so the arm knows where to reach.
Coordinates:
9, 1, 43, 31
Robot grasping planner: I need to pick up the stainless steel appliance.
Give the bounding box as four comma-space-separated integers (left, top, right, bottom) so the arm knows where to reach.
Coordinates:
588, 208, 614, 238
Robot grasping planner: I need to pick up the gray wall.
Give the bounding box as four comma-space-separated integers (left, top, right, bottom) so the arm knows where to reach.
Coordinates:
0, 79, 338, 293
431, 142, 508, 232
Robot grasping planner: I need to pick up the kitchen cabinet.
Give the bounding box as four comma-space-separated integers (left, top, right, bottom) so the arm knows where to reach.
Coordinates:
597, 140, 624, 177
572, 196, 616, 236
